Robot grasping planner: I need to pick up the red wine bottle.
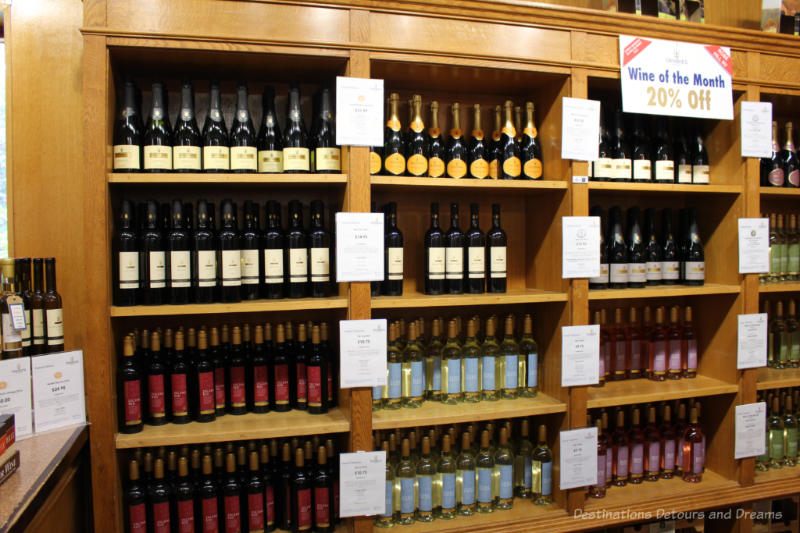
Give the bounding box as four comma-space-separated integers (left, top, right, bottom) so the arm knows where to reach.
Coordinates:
147, 458, 172, 533
260, 444, 277, 532
174, 457, 196, 533
227, 327, 248, 415
210, 327, 228, 417
250, 325, 270, 414
194, 328, 216, 423
223, 453, 243, 533
119, 335, 143, 434
278, 443, 293, 530
307, 325, 328, 415
146, 331, 169, 426
170, 330, 191, 424
126, 459, 147, 533
273, 324, 291, 412
313, 446, 333, 532
293, 324, 309, 410
291, 448, 313, 533
198, 454, 220, 532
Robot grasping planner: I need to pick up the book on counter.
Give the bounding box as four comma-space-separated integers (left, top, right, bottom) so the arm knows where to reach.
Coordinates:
0, 414, 20, 487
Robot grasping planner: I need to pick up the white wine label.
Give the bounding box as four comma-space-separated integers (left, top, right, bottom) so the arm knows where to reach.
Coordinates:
614, 158, 632, 180
315, 147, 341, 172
221, 250, 242, 286
610, 263, 629, 284
170, 250, 191, 287
203, 145, 230, 170
490, 246, 507, 278
628, 263, 647, 283
428, 247, 445, 280
230, 146, 258, 171
2, 314, 21, 344
23, 310, 31, 347
387, 247, 403, 280
172, 145, 202, 170
264, 249, 284, 284
632, 159, 652, 181
684, 261, 705, 281
143, 145, 173, 170
289, 248, 308, 282
692, 164, 710, 184
196, 250, 216, 287
662, 260, 680, 280
149, 251, 166, 288
310, 248, 330, 282
445, 248, 464, 279
118, 251, 139, 289
468, 246, 485, 279
655, 160, 675, 182
677, 164, 692, 184
593, 158, 613, 179
113, 144, 140, 170
283, 147, 310, 171
241, 249, 259, 285
589, 263, 609, 284
45, 308, 64, 344
258, 150, 283, 173
646, 261, 663, 281
33, 309, 44, 345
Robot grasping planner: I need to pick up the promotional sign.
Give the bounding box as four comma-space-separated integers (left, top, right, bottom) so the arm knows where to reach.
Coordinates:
619, 35, 734, 120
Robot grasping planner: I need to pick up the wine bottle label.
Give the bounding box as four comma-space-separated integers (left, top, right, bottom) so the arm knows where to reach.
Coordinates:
144, 145, 173, 170
662, 260, 680, 280
628, 263, 646, 283
314, 487, 331, 527
283, 147, 310, 171
781, 245, 790, 275
589, 264, 609, 285
630, 443, 644, 477
432, 356, 442, 392
504, 355, 518, 390
692, 164, 710, 184
482, 356, 496, 391
593, 157, 613, 179
446, 358, 461, 394
502, 156, 521, 178
488, 246, 506, 278
609, 263, 628, 284
652, 340, 667, 374
307, 365, 322, 407
692, 445, 704, 474
468, 246, 485, 278
387, 247, 403, 279
527, 352, 538, 389
173, 145, 202, 170
327, 362, 334, 403
614, 342, 625, 376
45, 309, 64, 345
684, 261, 705, 281
198, 371, 215, 415
489, 158, 499, 179
170, 250, 191, 287
632, 159, 651, 181
315, 147, 341, 172
129, 503, 146, 533
201, 497, 219, 532
445, 248, 463, 279
477, 468, 492, 503
113, 144, 141, 170
441, 472, 456, 510
605, 451, 613, 482
470, 158, 489, 179
613, 158, 632, 180
204, 146, 230, 170
240, 249, 259, 285
655, 160, 675, 182
384, 152, 406, 175
681, 338, 696, 371
407, 153, 428, 176
22, 310, 31, 348
369, 151, 382, 175
382, 480, 393, 517
523, 455, 533, 488
153, 501, 171, 533
769, 167, 786, 186
677, 163, 692, 183
446, 158, 467, 179
220, 250, 242, 286
295, 487, 313, 528
388, 362, 402, 399
230, 146, 258, 171
265, 485, 275, 526
171, 373, 188, 416
644, 441, 660, 474
1, 314, 21, 346
460, 469, 476, 505
771, 244, 784, 275
598, 343, 605, 376
196, 250, 217, 287
247, 492, 265, 531
119, 251, 140, 289
230, 366, 246, 407
310, 248, 330, 282
646, 261, 662, 281
124, 380, 142, 425
787, 428, 798, 458
263, 249, 284, 284
258, 150, 283, 173
289, 248, 308, 282
418, 475, 433, 511
629, 341, 641, 373
523, 158, 543, 179
274, 364, 290, 405
224, 495, 241, 533
668, 340, 682, 372
252, 365, 269, 407
399, 477, 415, 514
33, 309, 44, 345
663, 439, 675, 472
177, 499, 195, 533
499, 464, 513, 499
214, 368, 226, 409
791, 331, 800, 363
148, 374, 166, 417
411, 360, 424, 398
149, 251, 167, 288
615, 446, 629, 478
595, 452, 606, 487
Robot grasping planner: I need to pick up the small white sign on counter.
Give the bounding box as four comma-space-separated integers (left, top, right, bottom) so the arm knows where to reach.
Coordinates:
561, 98, 601, 161
32, 350, 86, 433
737, 314, 768, 369
741, 102, 773, 158
559, 427, 598, 490
561, 325, 600, 387
340, 319, 387, 389
335, 76, 384, 147
0, 357, 33, 438
339, 451, 386, 517
738, 218, 770, 274
562, 216, 601, 278
735, 402, 767, 459
335, 212, 384, 282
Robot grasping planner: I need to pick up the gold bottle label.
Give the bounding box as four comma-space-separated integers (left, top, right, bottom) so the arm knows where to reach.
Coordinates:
410, 120, 424, 133
428, 157, 445, 178
203, 146, 230, 170
470, 159, 489, 179
369, 151, 382, 174
315, 147, 341, 172
446, 159, 467, 179
502, 157, 521, 177
143, 145, 173, 170
172, 145, 201, 170
524, 126, 538, 138
407, 154, 428, 176
283, 147, 310, 171
113, 145, 140, 170
258, 150, 283, 173
523, 158, 543, 179
230, 146, 258, 171
489, 159, 499, 179
384, 153, 406, 175
386, 118, 401, 132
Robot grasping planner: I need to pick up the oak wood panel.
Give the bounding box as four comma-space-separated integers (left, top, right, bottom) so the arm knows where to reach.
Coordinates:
571, 31, 619, 70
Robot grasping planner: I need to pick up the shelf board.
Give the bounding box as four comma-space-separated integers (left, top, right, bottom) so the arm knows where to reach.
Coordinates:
588, 181, 742, 195
757, 366, 800, 390
588, 283, 740, 301
373, 392, 566, 430
110, 296, 348, 317
108, 172, 348, 185
371, 175, 567, 192
387, 501, 564, 533
115, 408, 349, 449
372, 289, 568, 309
760, 186, 800, 198
758, 282, 800, 293
587, 375, 738, 409
754, 465, 800, 484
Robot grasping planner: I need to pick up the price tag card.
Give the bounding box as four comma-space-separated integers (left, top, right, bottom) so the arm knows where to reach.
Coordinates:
562, 216, 601, 278
336, 76, 384, 147
559, 427, 598, 490
335, 212, 384, 282
741, 102, 772, 158
738, 218, 770, 274
339, 319, 387, 388
32, 350, 86, 433
339, 451, 386, 517
561, 325, 600, 387
561, 97, 601, 161
0, 358, 33, 438
8, 302, 25, 331
737, 314, 768, 369
735, 402, 766, 459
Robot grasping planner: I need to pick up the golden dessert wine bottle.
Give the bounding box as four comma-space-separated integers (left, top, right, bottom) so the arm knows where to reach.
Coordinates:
489, 105, 502, 179
427, 101, 445, 178
405, 95, 428, 177
468, 104, 489, 179
383, 93, 405, 176
498, 101, 521, 179
445, 103, 467, 179
520, 102, 543, 179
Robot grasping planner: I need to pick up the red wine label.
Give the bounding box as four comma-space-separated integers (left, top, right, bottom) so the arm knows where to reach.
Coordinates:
215, 368, 226, 409
124, 380, 142, 425
128, 503, 146, 533
224, 495, 241, 533
307, 366, 322, 407
297, 488, 313, 530
314, 487, 331, 528
265, 485, 275, 526
153, 501, 171, 533
327, 361, 334, 402
230, 366, 246, 407
178, 499, 195, 533
253, 365, 269, 407
148, 374, 166, 418
296, 363, 307, 404
248, 492, 265, 532
171, 373, 189, 416
275, 365, 290, 405
202, 497, 220, 533
198, 371, 215, 415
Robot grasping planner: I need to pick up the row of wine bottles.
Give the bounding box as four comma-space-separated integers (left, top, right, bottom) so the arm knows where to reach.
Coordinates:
374, 418, 553, 526
589, 400, 707, 498
374, 93, 543, 180
126, 437, 340, 533
761, 212, 800, 284
590, 205, 705, 290
590, 111, 709, 184
113, 79, 340, 174
756, 389, 800, 470
118, 321, 337, 434
0, 257, 64, 360
592, 304, 697, 384
763, 299, 800, 370
373, 314, 538, 410
113, 198, 337, 306
761, 121, 800, 188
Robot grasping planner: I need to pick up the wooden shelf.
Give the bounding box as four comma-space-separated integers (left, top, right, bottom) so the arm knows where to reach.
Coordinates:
758, 282, 800, 293
588, 283, 740, 301
108, 172, 348, 185
110, 297, 348, 317
588, 182, 742, 195
115, 408, 349, 449
371, 175, 567, 192
754, 465, 800, 484
587, 375, 738, 409
757, 366, 800, 390
760, 186, 800, 198
386, 501, 565, 533
373, 392, 566, 430
372, 289, 568, 309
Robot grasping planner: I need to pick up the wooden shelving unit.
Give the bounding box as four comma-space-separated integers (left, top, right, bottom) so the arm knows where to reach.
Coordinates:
587, 283, 740, 300
371, 175, 567, 192
108, 172, 348, 185
758, 282, 800, 293
759, 186, 800, 198
587, 375, 738, 409
372, 289, 567, 309
588, 181, 742, 195
756, 367, 800, 390
109, 297, 348, 317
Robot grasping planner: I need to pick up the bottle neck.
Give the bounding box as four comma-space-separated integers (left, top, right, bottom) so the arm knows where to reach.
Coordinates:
45, 262, 57, 292
179, 85, 194, 119
492, 212, 501, 228
236, 87, 249, 121
208, 87, 223, 122
150, 86, 165, 120
430, 212, 440, 229
290, 210, 302, 229
319, 90, 332, 123
288, 89, 302, 124
33, 263, 43, 291
470, 213, 479, 228
123, 83, 137, 115
311, 209, 324, 228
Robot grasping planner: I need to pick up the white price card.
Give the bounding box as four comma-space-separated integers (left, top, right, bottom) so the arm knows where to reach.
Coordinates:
739, 218, 770, 274
339, 451, 386, 517
561, 325, 600, 387
0, 358, 33, 438
737, 314, 768, 369
32, 350, 86, 434
335, 212, 384, 282
336, 77, 384, 147
339, 319, 387, 389
559, 427, 598, 490
561, 97, 601, 161
735, 402, 767, 459
562, 216, 601, 278
741, 102, 773, 158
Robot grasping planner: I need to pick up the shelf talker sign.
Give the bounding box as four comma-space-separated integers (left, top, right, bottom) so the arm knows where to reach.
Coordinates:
619, 35, 733, 120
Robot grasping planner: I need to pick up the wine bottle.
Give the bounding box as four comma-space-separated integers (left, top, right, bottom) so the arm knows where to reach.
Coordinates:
784, 395, 798, 466
681, 407, 705, 482
217, 200, 241, 303
416, 437, 436, 521
261, 201, 285, 299
592, 109, 613, 181
649, 307, 667, 381
118, 335, 143, 433
480, 317, 499, 400
441, 319, 462, 405
385, 323, 402, 409
489, 105, 502, 180
286, 200, 309, 298
43, 258, 64, 353
114, 200, 139, 306
383, 93, 405, 176
270, 324, 290, 412
631, 114, 652, 182
203, 81, 230, 172
461, 319, 481, 403
243, 451, 265, 533
444, 203, 465, 294
172, 456, 196, 532
283, 83, 310, 173
257, 85, 283, 173
222, 453, 243, 532
228, 82, 258, 173
661, 208, 680, 285
783, 122, 800, 187
126, 459, 147, 532
148, 458, 172, 533
789, 300, 800, 368
764, 121, 785, 186
167, 200, 191, 304
626, 308, 643, 379
169, 330, 191, 424
628, 408, 645, 484
643, 208, 662, 285
627, 207, 646, 288
643, 406, 661, 481
494, 427, 514, 510
143, 81, 173, 172
468, 104, 489, 179
424, 203, 446, 295
307, 325, 328, 415
406, 95, 428, 177
681, 306, 697, 377
498, 316, 519, 398
207, 327, 227, 417
487, 204, 507, 293
611, 410, 629, 486
113, 77, 143, 172
422, 318, 442, 402
514, 105, 523, 150
309, 200, 331, 298
15, 258, 31, 357
684, 208, 705, 286
311, 446, 333, 532
396, 438, 415, 525
589, 206, 609, 289
445, 103, 468, 179
313, 86, 341, 173
456, 432, 476, 516
519, 314, 539, 397
465, 203, 486, 294
293, 324, 309, 411
401, 322, 424, 408
691, 122, 710, 184
190, 199, 216, 304
475, 429, 494, 514
609, 308, 626, 381
666, 306, 682, 379
427, 101, 445, 178
382, 202, 403, 296
608, 206, 628, 289
435, 434, 456, 519
146, 331, 168, 425
193, 329, 216, 423
239, 201, 261, 301
653, 117, 675, 183
499, 101, 521, 179
226, 326, 247, 415
612, 110, 632, 181
532, 424, 553, 504
589, 419, 607, 497
172, 80, 202, 172
660, 405, 676, 478
520, 102, 543, 180
788, 214, 800, 281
